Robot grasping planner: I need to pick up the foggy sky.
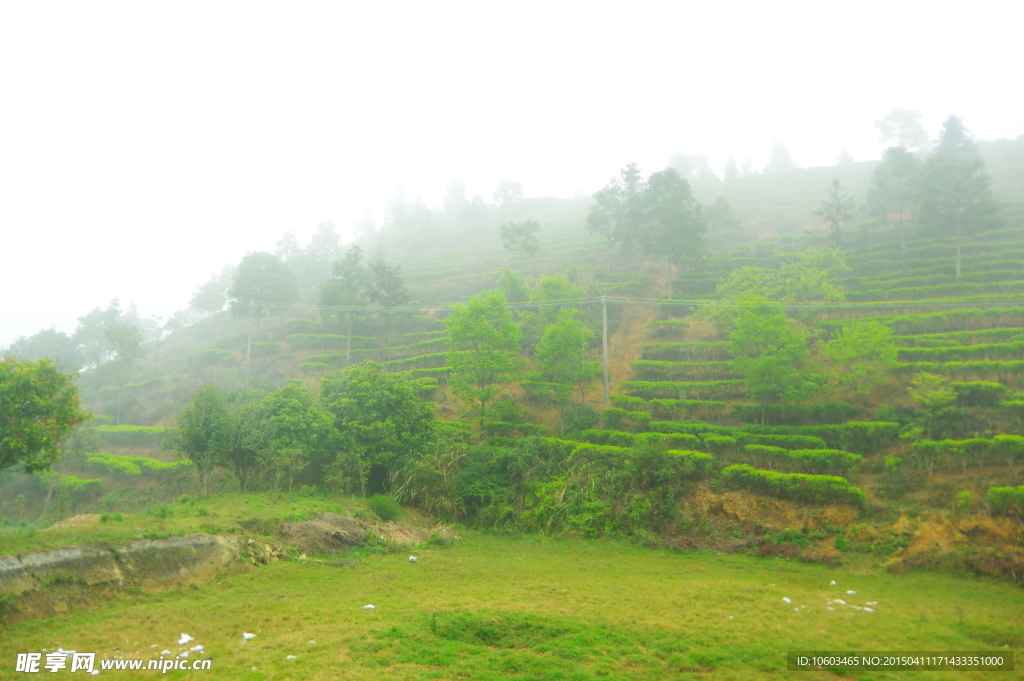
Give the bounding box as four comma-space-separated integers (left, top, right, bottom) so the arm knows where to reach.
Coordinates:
2, 1, 1022, 347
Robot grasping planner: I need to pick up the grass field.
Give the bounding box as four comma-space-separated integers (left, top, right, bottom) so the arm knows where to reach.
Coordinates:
2, 533, 1022, 680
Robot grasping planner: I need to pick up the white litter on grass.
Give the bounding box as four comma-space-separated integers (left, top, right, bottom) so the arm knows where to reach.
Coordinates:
286, 656, 297, 660
408, 556, 417, 563
362, 604, 376, 610
179, 652, 189, 658
190, 645, 204, 652
830, 580, 837, 585
864, 607, 874, 612
834, 599, 847, 605
782, 597, 792, 604
242, 633, 256, 640
851, 606, 862, 611
161, 650, 171, 656
846, 590, 857, 595
794, 608, 799, 612
176, 634, 194, 646
309, 640, 316, 645
728, 616, 734, 620
867, 601, 878, 606
90, 672, 99, 676
827, 607, 835, 611
150, 645, 157, 648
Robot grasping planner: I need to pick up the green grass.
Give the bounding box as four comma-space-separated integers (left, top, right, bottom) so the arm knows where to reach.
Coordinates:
0, 492, 359, 557
2, 533, 1021, 679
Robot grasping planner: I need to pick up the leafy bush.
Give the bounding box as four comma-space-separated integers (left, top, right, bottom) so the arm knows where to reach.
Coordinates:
601, 408, 651, 432
366, 495, 402, 522
785, 449, 863, 476
90, 425, 177, 448
950, 381, 1011, 407
621, 380, 747, 400
987, 485, 1024, 517
720, 465, 866, 506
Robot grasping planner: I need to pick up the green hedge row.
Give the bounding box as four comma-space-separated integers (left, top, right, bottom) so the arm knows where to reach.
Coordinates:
821, 307, 1024, 336
847, 280, 1024, 303
896, 327, 1024, 348
630, 360, 738, 381
621, 380, 747, 400
381, 351, 448, 371
741, 422, 899, 454
646, 421, 828, 449
909, 435, 1024, 473
645, 320, 690, 340
76, 452, 194, 477
90, 425, 178, 449
640, 342, 732, 361
720, 465, 866, 505
609, 395, 729, 421
895, 360, 1024, 382
898, 341, 1024, 362
742, 445, 862, 475
579, 429, 703, 451
950, 381, 1011, 407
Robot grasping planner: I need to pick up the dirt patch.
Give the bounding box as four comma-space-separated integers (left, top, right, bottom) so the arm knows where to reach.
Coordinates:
281, 513, 460, 554
679, 486, 860, 533
44, 514, 103, 531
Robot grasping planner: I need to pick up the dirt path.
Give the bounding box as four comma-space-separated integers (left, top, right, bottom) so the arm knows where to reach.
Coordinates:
605, 264, 666, 395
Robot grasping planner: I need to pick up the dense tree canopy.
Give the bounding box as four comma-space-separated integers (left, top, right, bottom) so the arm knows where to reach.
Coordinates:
0, 358, 88, 473
228, 252, 299, 320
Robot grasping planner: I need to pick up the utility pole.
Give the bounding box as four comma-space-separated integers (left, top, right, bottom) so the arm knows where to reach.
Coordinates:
602, 295, 609, 410
245, 300, 254, 387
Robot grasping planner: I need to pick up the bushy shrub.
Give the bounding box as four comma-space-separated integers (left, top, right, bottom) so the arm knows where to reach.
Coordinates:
987, 485, 1024, 517
366, 495, 402, 522
719, 465, 866, 506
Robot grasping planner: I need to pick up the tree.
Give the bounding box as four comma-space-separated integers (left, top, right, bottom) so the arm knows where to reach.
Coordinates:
532, 310, 600, 410
729, 302, 814, 423
222, 392, 274, 492
933, 114, 978, 159
586, 163, 646, 262
815, 179, 857, 244
6, 328, 81, 370
103, 323, 146, 424
493, 179, 523, 208
189, 266, 235, 316
366, 260, 412, 319
73, 299, 122, 367
638, 168, 706, 297
819, 320, 898, 399
874, 108, 930, 152
837, 148, 854, 165
321, 361, 435, 494
703, 196, 741, 252
228, 252, 299, 322
722, 157, 740, 182
496, 269, 529, 304
764, 142, 798, 172
0, 358, 88, 474
262, 384, 336, 492
919, 118, 1000, 279
500, 220, 541, 262
320, 245, 368, 361
446, 292, 522, 428
867, 146, 922, 258
172, 386, 233, 495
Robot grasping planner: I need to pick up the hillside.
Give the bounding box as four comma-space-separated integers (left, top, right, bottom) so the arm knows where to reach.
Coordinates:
4, 135, 1024, 591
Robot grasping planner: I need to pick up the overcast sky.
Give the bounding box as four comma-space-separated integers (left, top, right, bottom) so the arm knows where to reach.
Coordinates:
2, 1, 1022, 347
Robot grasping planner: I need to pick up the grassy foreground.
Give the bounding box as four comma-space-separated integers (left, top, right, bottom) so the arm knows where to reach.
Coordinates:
2, 533, 1022, 680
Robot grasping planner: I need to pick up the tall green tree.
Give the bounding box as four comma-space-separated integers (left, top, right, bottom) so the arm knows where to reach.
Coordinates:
446, 292, 522, 428
874, 108, 930, 152
493, 179, 523, 208
173, 386, 233, 495
868, 146, 922, 258
6, 328, 82, 370
320, 245, 368, 361
638, 168, 706, 297
819, 320, 898, 400
103, 323, 146, 424
500, 220, 541, 262
321, 361, 435, 494
228, 252, 299, 322
222, 392, 274, 492
531, 310, 600, 410
0, 358, 88, 474
764, 142, 798, 172
728, 301, 814, 424
262, 384, 336, 492
815, 179, 857, 244
366, 260, 412, 320
919, 117, 1000, 279
586, 163, 646, 263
